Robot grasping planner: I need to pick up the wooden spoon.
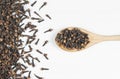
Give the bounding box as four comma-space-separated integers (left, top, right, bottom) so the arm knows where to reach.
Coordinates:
55, 27, 120, 52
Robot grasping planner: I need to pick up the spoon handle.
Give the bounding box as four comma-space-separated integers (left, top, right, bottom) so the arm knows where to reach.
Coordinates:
100, 35, 120, 41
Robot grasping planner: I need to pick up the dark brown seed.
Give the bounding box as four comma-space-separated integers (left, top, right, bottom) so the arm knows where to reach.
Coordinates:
21, 34, 30, 37
34, 11, 42, 18
24, 22, 31, 30
21, 71, 29, 74
31, 17, 40, 20
21, 56, 26, 63
35, 39, 40, 45
28, 45, 32, 52
31, 1, 37, 7
26, 60, 32, 65
45, 14, 51, 19
18, 47, 24, 50
25, 56, 31, 65
36, 49, 43, 54
20, 16, 29, 22
29, 29, 36, 32
26, 38, 30, 45
43, 53, 49, 60
28, 71, 31, 78
41, 67, 49, 71
42, 40, 48, 46
20, 23, 25, 27
39, 2, 47, 10
32, 59, 35, 67
15, 74, 21, 77
34, 74, 43, 79
29, 38, 35, 44
27, 54, 34, 59
27, 9, 31, 17
38, 19, 44, 23
24, 22, 37, 30
33, 29, 38, 35
21, 64, 27, 69
34, 57, 40, 62
44, 28, 53, 33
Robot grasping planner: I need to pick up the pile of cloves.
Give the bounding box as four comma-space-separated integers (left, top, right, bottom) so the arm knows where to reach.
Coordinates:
0, 0, 52, 79
55, 28, 89, 50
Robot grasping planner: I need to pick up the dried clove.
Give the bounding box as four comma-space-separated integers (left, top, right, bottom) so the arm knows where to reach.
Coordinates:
34, 74, 43, 79
43, 53, 49, 60
45, 14, 51, 19
39, 2, 47, 10
44, 28, 53, 33
31, 1, 37, 7
35, 39, 40, 45
36, 49, 43, 54
40, 67, 49, 71
42, 40, 48, 46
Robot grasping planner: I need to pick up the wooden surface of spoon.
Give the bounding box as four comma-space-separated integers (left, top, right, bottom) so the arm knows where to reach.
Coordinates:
55, 27, 120, 52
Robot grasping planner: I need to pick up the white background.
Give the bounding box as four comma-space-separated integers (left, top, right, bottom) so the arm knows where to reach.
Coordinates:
24, 0, 120, 79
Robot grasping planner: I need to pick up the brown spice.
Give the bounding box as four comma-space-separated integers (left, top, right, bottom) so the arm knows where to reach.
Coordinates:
55, 28, 89, 50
